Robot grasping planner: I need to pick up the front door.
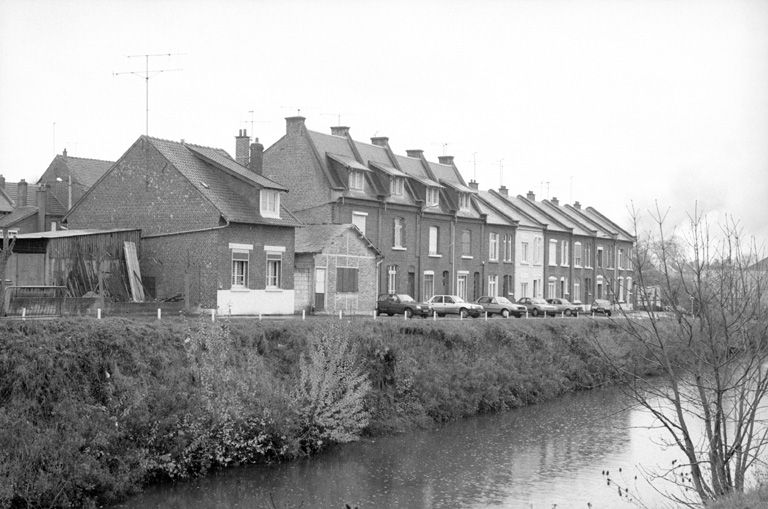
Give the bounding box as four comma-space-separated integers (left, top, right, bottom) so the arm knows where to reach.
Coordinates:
314, 268, 326, 311
407, 271, 415, 298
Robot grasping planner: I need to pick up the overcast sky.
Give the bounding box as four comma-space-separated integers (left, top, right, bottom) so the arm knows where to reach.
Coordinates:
1, 0, 766, 243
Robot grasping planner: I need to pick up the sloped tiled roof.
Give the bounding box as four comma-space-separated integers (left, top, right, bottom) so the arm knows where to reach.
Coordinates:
354, 140, 392, 167
147, 137, 298, 227
59, 155, 113, 188
0, 206, 38, 228
295, 223, 380, 256
474, 197, 514, 226
309, 131, 356, 159
428, 161, 476, 193
511, 196, 570, 233
583, 206, 634, 242
395, 155, 442, 187
480, 191, 544, 229
327, 153, 370, 171
563, 205, 618, 239
187, 145, 287, 191
537, 200, 595, 237
0, 187, 13, 213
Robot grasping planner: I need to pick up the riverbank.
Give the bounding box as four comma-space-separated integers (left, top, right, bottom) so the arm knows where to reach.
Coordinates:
0, 316, 650, 508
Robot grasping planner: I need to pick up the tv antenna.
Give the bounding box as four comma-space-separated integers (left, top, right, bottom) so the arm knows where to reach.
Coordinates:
498, 159, 504, 187
244, 110, 272, 136
472, 152, 477, 180
114, 53, 183, 136
321, 112, 347, 126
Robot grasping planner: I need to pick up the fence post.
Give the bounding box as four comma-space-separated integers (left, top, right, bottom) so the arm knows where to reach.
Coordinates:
157, 308, 162, 320
97, 308, 102, 320
21, 307, 26, 321
259, 313, 262, 321
211, 309, 215, 322
302, 309, 306, 320
485, 311, 488, 321
525, 310, 529, 319
339, 310, 343, 320
373, 309, 377, 320
433, 311, 437, 321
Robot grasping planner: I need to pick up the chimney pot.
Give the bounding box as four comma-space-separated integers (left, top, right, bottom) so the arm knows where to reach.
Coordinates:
235, 129, 250, 167
286, 116, 306, 136
62, 148, 67, 157
330, 126, 350, 137
0, 174, 5, 190
438, 155, 454, 165
573, 201, 581, 210
551, 196, 559, 206
468, 179, 479, 190
406, 149, 424, 159
499, 185, 508, 197
370, 136, 389, 147
18, 179, 28, 207
526, 190, 535, 201
249, 140, 264, 174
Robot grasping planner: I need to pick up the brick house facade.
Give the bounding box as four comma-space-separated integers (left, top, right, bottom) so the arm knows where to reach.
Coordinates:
65, 135, 299, 314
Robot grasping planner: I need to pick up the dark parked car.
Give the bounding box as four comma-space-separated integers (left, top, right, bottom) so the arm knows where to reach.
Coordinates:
590, 299, 613, 316
475, 296, 527, 318
376, 294, 430, 318
517, 297, 557, 317
546, 298, 580, 316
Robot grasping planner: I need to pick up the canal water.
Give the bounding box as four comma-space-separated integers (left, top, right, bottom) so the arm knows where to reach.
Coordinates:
118, 386, 693, 508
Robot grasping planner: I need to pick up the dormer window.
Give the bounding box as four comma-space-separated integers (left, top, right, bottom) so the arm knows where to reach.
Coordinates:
260, 189, 281, 218
349, 170, 364, 190
390, 177, 404, 196
427, 187, 439, 206
459, 192, 471, 211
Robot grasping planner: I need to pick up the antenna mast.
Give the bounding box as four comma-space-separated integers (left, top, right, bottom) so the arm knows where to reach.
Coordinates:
498, 159, 504, 187
114, 53, 182, 136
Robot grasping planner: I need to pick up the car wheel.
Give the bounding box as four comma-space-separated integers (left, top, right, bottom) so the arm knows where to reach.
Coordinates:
606, 311, 612, 317
532, 308, 539, 317
404, 308, 413, 319
564, 309, 572, 317
387, 313, 393, 316
460, 308, 468, 319
502, 309, 510, 318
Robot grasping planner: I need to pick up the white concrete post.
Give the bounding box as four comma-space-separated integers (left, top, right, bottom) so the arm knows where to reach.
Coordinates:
525, 310, 529, 319
433, 311, 437, 321
157, 308, 162, 320
339, 310, 343, 320
211, 309, 215, 322
302, 309, 306, 320
259, 313, 262, 321
21, 307, 26, 321
373, 310, 377, 320
97, 308, 102, 320
485, 311, 488, 321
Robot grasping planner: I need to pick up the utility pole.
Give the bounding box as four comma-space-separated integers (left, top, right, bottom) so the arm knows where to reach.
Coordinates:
114, 53, 182, 136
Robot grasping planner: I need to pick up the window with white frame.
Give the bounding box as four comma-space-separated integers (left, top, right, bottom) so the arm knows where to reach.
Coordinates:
618, 248, 625, 270
457, 273, 468, 300
488, 275, 498, 297
561, 240, 569, 266
393, 217, 405, 248
503, 234, 513, 262
549, 240, 557, 266
560, 277, 566, 298
352, 211, 367, 235
574, 280, 581, 301
459, 193, 471, 211
390, 177, 404, 196
520, 281, 529, 298
266, 252, 282, 288
548, 277, 557, 298
574, 242, 583, 267
427, 187, 439, 206
461, 229, 471, 257
429, 226, 439, 255
597, 247, 604, 268
231, 250, 249, 288
534, 237, 543, 264
349, 170, 364, 190
260, 189, 281, 218
618, 277, 625, 302
387, 265, 398, 294
423, 271, 435, 300
584, 244, 592, 268
489, 232, 499, 261
521, 241, 530, 263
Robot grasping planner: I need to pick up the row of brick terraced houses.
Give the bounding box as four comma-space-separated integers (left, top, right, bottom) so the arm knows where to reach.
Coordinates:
2, 116, 635, 315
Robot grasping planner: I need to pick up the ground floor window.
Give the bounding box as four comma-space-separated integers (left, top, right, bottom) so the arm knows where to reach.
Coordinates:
520, 281, 529, 298
502, 274, 513, 299
423, 272, 434, 300
387, 265, 398, 294
488, 275, 498, 297
337, 267, 359, 293
560, 277, 567, 299
457, 273, 468, 300
232, 250, 249, 288
266, 253, 282, 288
547, 277, 556, 299
574, 281, 581, 302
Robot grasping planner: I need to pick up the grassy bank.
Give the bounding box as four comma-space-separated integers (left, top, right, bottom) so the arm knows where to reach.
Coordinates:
0, 317, 647, 508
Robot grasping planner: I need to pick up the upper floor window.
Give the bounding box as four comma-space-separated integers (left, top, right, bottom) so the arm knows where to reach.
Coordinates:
427, 187, 440, 207
534, 237, 543, 264
393, 217, 406, 249
549, 240, 558, 266
561, 240, 569, 266
429, 226, 439, 255
597, 247, 604, 268
390, 177, 404, 196
574, 242, 583, 267
503, 234, 513, 262
458, 193, 471, 211
584, 244, 592, 268
521, 241, 530, 263
349, 170, 364, 190
618, 248, 624, 270
489, 232, 499, 261
461, 229, 471, 257
260, 189, 281, 218
352, 211, 367, 235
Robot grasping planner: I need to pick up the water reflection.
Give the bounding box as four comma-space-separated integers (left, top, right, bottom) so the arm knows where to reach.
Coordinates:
118, 387, 689, 509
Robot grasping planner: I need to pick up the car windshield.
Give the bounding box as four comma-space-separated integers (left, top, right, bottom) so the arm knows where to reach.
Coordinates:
594, 299, 610, 305
398, 294, 414, 302
532, 298, 548, 305
453, 296, 466, 303
496, 297, 512, 305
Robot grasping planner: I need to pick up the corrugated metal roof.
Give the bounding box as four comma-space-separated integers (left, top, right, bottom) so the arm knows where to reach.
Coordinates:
13, 228, 141, 240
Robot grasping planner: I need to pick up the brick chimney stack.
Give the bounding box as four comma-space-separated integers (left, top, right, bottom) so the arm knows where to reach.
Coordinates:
62, 148, 68, 158
573, 201, 581, 210
551, 196, 559, 206
406, 149, 424, 159
249, 138, 264, 174
526, 190, 535, 201
36, 184, 47, 231
370, 136, 389, 147
499, 185, 508, 197
468, 179, 479, 190
286, 116, 306, 136
235, 129, 250, 167
17, 179, 28, 206
0, 174, 5, 190
438, 155, 454, 166
330, 126, 350, 137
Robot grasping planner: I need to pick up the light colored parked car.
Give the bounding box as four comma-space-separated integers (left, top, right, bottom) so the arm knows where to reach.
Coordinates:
517, 297, 557, 317
426, 295, 484, 318
475, 296, 527, 318
546, 298, 580, 317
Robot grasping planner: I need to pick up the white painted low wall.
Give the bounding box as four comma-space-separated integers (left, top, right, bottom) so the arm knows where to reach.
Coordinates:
217, 289, 295, 315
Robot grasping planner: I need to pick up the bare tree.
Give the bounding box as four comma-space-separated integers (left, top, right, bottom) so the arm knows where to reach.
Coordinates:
0, 227, 16, 315
608, 204, 768, 506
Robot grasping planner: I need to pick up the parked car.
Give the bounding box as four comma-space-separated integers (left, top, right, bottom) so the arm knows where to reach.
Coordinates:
571, 300, 587, 313
475, 296, 527, 318
590, 299, 613, 316
426, 295, 484, 318
516, 297, 557, 317
546, 298, 580, 317
376, 294, 431, 318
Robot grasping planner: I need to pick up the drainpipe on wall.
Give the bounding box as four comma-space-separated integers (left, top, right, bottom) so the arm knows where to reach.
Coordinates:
450, 213, 456, 294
